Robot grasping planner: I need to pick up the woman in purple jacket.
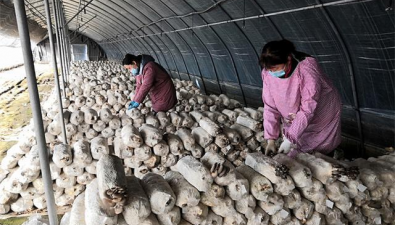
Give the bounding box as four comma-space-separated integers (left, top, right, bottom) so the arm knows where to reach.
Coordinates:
123, 54, 177, 112
260, 40, 342, 158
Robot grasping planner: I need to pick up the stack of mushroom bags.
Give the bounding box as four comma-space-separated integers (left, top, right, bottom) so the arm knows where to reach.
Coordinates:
0, 61, 393, 225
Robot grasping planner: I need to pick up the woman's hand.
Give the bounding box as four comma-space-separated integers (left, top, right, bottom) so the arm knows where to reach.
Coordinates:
284, 113, 296, 125
265, 139, 277, 155
128, 101, 140, 110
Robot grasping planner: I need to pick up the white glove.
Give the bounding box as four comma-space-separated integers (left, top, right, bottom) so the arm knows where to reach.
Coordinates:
278, 137, 295, 154
265, 140, 277, 155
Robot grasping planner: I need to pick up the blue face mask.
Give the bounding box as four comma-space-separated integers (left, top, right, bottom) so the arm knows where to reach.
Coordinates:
269, 70, 285, 78
131, 68, 139, 76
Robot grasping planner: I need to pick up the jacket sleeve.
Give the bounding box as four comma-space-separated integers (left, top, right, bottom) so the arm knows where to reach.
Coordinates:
133, 77, 141, 100
284, 59, 322, 146
263, 73, 281, 140
133, 65, 155, 103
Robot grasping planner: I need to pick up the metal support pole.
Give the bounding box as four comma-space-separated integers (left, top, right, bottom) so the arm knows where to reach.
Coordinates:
59, 2, 71, 72
65, 17, 72, 65
57, 0, 67, 70
52, 0, 67, 96
43, 0, 68, 144
59, 13, 70, 81
54, 0, 67, 83
64, 25, 72, 67
59, 1, 69, 63
59, 2, 69, 80
13, 1, 58, 224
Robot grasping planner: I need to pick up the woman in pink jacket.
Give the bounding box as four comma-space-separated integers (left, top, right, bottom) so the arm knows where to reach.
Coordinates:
122, 54, 177, 112
260, 40, 342, 158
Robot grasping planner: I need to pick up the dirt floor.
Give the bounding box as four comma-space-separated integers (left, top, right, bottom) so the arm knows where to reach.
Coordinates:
0, 63, 55, 224
0, 64, 54, 160
0, 215, 64, 225
0, 63, 50, 93
0, 217, 29, 225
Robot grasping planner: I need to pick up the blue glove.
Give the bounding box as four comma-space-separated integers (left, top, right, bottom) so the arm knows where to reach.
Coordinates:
128, 101, 140, 110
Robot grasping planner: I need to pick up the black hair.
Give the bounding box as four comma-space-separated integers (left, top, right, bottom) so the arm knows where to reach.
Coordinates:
122, 54, 142, 66
259, 39, 296, 69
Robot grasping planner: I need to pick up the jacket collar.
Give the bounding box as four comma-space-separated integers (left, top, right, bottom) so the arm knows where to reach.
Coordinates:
139, 54, 155, 75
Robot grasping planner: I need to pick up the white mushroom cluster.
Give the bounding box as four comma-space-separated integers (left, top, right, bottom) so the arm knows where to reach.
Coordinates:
0, 61, 393, 225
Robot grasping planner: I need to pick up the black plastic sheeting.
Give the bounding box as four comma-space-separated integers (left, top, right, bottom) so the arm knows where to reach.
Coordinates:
24, 0, 394, 156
